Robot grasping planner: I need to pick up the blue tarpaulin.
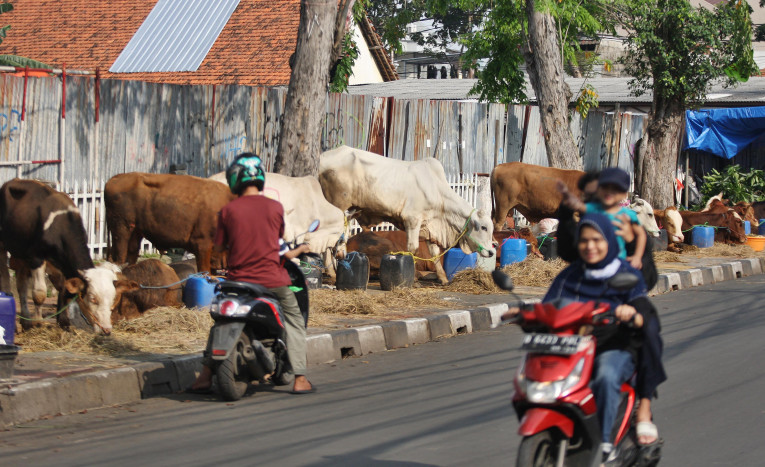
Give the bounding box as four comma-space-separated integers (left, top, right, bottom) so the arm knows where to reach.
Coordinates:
684, 107, 765, 159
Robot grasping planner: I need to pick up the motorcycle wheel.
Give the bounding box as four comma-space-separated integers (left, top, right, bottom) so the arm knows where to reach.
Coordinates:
215, 333, 251, 401
516, 431, 559, 467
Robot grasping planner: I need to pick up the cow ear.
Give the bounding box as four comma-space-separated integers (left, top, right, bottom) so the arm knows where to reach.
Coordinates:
64, 277, 85, 294
114, 279, 140, 294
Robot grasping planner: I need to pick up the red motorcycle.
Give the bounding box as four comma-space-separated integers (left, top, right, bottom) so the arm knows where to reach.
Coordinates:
492, 270, 662, 467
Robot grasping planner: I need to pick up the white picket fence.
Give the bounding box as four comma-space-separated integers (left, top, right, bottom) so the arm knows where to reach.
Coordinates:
60, 173, 483, 260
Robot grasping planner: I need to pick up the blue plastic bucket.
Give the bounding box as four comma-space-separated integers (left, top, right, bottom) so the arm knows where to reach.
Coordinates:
183, 276, 223, 308
759, 219, 765, 236
744, 220, 751, 235
0, 292, 15, 346
500, 238, 527, 267
691, 226, 714, 248
443, 248, 477, 281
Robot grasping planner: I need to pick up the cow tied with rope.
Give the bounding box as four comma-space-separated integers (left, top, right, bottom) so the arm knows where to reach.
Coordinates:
318, 146, 496, 284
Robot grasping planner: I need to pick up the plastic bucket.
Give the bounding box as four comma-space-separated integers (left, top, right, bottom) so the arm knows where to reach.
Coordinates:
651, 229, 668, 252
0, 344, 18, 380
0, 292, 16, 346
379, 254, 415, 290
336, 252, 370, 290
758, 219, 765, 235
500, 238, 527, 267
744, 220, 751, 235
183, 276, 223, 308
691, 226, 714, 248
443, 248, 477, 281
537, 236, 558, 261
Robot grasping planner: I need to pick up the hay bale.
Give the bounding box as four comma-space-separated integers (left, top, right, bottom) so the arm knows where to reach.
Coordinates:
502, 257, 567, 287
445, 269, 502, 294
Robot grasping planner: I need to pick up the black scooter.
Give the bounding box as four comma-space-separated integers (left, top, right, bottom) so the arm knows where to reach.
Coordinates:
206, 220, 320, 401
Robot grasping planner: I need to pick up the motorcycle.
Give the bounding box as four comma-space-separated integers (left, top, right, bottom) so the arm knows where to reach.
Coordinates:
206, 220, 321, 401
491, 269, 662, 467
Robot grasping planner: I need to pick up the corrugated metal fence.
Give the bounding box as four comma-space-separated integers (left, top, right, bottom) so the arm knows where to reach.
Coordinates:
0, 73, 648, 189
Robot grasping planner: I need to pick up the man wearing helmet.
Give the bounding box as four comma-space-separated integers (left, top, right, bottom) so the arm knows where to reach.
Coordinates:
189, 153, 315, 395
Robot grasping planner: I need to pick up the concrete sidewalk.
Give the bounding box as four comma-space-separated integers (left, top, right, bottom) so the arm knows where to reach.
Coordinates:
2, 256, 763, 427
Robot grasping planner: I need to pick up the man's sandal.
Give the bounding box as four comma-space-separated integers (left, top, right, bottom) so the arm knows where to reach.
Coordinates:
636, 421, 659, 446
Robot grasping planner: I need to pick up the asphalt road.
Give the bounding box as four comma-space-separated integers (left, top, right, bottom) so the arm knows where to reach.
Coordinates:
3, 277, 765, 466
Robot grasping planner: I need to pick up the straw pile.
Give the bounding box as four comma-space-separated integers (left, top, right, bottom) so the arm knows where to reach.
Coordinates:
445, 257, 568, 293
653, 251, 683, 263
672, 242, 757, 258
16, 307, 212, 356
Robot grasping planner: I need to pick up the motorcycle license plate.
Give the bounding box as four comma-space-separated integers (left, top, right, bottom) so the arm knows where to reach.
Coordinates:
521, 334, 585, 355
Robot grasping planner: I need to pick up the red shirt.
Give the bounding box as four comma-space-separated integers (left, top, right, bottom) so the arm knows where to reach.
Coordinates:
214, 194, 291, 288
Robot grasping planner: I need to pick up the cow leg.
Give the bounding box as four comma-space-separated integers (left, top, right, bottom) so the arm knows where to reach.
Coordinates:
30, 264, 47, 318
107, 222, 133, 264
126, 230, 144, 265
427, 242, 449, 285
194, 243, 213, 273
15, 262, 43, 329
323, 249, 337, 282
0, 249, 11, 296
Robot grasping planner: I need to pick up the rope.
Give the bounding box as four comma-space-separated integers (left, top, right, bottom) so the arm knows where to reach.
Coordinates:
17, 295, 77, 322
388, 209, 484, 263
681, 222, 728, 233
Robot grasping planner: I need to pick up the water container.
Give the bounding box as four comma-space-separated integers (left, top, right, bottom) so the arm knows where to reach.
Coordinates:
300, 255, 324, 290
443, 248, 477, 281
744, 220, 751, 235
758, 219, 765, 235
537, 236, 558, 261
652, 229, 668, 252
336, 252, 370, 290
379, 254, 415, 290
0, 344, 18, 380
691, 226, 714, 248
500, 238, 527, 267
183, 275, 223, 308
0, 292, 16, 346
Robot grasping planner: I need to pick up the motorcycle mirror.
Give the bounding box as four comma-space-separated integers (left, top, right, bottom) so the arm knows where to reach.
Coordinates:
308, 219, 320, 233
608, 272, 640, 291
492, 269, 514, 292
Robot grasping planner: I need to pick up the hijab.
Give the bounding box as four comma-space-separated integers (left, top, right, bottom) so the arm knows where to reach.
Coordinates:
544, 213, 646, 310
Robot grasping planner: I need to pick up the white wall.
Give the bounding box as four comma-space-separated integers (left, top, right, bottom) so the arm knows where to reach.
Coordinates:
349, 24, 384, 85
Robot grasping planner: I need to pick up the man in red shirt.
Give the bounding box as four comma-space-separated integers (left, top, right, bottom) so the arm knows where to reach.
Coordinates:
189, 153, 315, 395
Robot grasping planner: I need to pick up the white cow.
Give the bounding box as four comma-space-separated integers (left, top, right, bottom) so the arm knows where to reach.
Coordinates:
209, 171, 349, 279
318, 145, 496, 284
629, 196, 661, 238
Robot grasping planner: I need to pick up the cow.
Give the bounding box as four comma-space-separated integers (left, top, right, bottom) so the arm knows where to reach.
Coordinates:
629, 197, 661, 238
654, 207, 685, 252
346, 230, 440, 278
209, 171, 350, 280
318, 146, 496, 285
490, 162, 584, 228
110, 259, 183, 323
105, 173, 235, 274
678, 210, 747, 245
704, 198, 758, 226
0, 179, 119, 334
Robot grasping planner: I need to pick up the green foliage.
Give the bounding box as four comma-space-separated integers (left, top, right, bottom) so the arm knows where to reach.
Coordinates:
575, 84, 599, 118
329, 0, 369, 94
699, 165, 765, 204
621, 0, 757, 108
756, 23, 765, 41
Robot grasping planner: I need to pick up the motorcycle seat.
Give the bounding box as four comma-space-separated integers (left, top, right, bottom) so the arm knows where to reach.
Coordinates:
216, 280, 278, 300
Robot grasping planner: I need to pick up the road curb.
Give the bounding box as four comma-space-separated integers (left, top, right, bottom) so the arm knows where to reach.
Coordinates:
2, 257, 764, 427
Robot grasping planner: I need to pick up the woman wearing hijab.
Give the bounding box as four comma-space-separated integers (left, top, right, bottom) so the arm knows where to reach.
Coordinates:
507, 212, 660, 460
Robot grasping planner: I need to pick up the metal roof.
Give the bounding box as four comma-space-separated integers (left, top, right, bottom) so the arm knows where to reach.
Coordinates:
110, 0, 240, 73
347, 76, 765, 106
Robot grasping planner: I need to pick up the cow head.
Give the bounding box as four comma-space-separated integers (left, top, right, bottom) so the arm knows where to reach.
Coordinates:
629, 197, 660, 238
660, 207, 685, 243
725, 213, 748, 244
459, 210, 496, 258
64, 265, 122, 334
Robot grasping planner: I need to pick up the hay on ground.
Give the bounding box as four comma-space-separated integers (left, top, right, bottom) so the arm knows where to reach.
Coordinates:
445, 268, 502, 294
502, 257, 568, 287
653, 250, 684, 263
16, 307, 212, 356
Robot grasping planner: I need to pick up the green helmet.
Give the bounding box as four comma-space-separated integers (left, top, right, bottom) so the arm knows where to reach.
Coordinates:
226, 153, 265, 195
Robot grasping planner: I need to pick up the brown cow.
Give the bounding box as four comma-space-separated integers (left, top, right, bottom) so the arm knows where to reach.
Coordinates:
346, 230, 440, 278
491, 162, 584, 228
654, 207, 685, 252
679, 211, 747, 245
105, 173, 234, 273
110, 259, 182, 323
0, 179, 120, 333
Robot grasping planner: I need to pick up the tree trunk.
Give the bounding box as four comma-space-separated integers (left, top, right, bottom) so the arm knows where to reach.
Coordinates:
523, 0, 582, 171
634, 107, 683, 209
274, 0, 338, 177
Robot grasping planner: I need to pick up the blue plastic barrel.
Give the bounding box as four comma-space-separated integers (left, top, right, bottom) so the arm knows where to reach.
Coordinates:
183, 276, 222, 308
500, 238, 527, 267
744, 220, 751, 235
443, 248, 477, 281
691, 226, 714, 248
0, 292, 16, 346
759, 219, 765, 235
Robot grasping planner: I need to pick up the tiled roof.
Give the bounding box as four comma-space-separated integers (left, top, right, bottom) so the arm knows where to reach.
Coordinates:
3, 0, 300, 86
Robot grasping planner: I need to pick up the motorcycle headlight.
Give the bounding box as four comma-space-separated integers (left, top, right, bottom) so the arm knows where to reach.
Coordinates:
518, 357, 585, 404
